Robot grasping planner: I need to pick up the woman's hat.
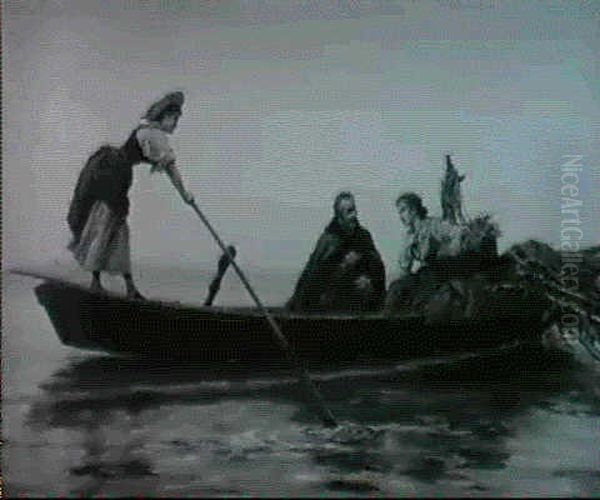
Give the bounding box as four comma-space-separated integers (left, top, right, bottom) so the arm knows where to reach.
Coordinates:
143, 91, 185, 122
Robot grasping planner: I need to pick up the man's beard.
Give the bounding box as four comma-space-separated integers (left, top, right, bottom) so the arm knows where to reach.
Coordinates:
340, 219, 358, 233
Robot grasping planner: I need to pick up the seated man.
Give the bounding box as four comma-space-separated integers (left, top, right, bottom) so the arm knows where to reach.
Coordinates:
384, 192, 498, 316
286, 191, 386, 313
385, 192, 465, 315
396, 192, 463, 277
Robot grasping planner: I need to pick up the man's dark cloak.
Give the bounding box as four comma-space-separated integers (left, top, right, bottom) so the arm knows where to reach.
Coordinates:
287, 218, 386, 313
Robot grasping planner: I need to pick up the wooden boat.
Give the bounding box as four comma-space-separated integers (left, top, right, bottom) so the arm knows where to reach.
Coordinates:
20, 270, 549, 367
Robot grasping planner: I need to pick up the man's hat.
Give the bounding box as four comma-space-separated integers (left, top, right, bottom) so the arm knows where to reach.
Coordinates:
143, 91, 185, 122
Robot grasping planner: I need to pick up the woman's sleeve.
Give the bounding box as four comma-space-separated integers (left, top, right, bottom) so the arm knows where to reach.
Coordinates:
136, 128, 177, 171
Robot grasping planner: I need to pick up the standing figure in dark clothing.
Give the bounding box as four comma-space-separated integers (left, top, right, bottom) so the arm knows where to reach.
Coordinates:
286, 191, 386, 313
67, 91, 195, 299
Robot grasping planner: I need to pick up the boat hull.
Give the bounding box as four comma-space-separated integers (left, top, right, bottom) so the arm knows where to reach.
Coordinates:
33, 279, 546, 366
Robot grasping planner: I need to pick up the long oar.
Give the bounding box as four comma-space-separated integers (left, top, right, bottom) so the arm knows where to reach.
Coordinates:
189, 200, 337, 428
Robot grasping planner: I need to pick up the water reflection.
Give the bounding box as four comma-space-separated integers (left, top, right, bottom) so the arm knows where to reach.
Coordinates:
24, 349, 600, 496
25, 356, 308, 496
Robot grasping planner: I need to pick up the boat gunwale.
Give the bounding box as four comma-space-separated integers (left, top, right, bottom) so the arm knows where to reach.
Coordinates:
16, 269, 537, 327
31, 276, 420, 321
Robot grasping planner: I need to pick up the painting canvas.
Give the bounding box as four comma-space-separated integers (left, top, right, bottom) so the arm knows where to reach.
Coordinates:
3, 0, 599, 497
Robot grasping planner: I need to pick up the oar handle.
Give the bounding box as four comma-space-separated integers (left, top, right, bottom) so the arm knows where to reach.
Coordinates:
189, 201, 337, 428
205, 246, 236, 306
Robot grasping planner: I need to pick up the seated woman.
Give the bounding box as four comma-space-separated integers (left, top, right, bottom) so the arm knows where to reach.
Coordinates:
286, 192, 386, 314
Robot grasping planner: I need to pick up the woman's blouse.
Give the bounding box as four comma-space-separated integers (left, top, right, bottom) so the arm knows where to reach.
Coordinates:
136, 125, 177, 171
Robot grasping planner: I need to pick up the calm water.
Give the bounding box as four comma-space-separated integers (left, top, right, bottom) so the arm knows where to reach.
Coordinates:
3, 270, 600, 497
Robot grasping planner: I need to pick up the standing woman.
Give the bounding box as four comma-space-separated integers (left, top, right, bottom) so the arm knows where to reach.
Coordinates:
67, 91, 194, 299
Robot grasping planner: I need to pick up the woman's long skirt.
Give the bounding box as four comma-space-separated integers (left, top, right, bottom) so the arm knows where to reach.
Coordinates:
68, 201, 131, 274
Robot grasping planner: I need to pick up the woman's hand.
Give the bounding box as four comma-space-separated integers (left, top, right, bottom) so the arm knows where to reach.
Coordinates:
182, 189, 195, 205
165, 163, 194, 205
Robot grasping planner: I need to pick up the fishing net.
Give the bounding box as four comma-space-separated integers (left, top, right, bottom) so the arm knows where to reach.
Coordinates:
504, 241, 600, 363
